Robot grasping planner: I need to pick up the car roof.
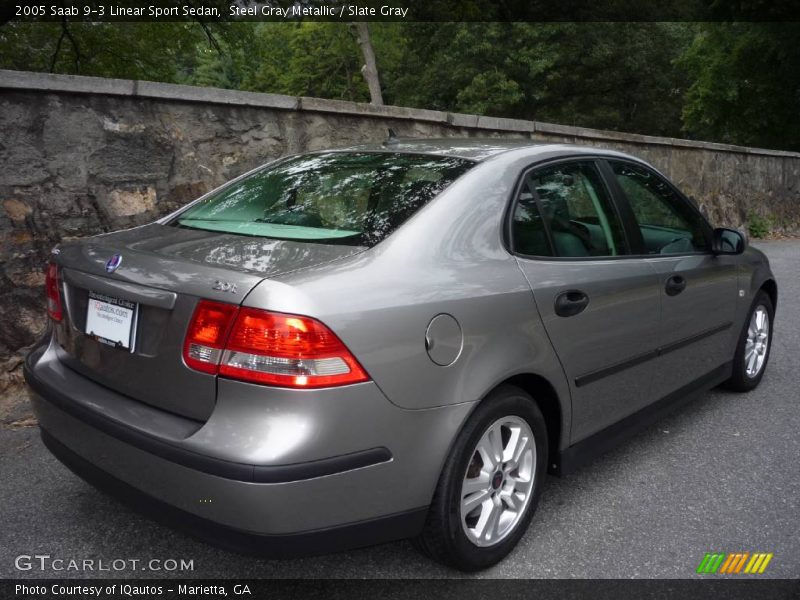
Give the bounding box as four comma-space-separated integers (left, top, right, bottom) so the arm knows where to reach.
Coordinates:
335, 138, 637, 162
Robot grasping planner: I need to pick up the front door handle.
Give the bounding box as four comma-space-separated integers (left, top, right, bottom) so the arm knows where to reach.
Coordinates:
554, 290, 590, 317
665, 274, 687, 296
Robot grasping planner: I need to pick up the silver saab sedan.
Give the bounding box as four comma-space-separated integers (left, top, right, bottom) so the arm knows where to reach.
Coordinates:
26, 139, 777, 571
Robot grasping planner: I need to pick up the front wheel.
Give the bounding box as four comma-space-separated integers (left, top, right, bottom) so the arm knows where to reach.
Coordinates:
724, 290, 774, 392
413, 385, 548, 571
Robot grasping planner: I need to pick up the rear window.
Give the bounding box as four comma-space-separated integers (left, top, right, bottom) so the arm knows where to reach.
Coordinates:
172, 152, 474, 246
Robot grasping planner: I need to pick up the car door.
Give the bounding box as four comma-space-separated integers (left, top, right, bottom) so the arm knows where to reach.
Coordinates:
603, 159, 739, 400
509, 159, 662, 443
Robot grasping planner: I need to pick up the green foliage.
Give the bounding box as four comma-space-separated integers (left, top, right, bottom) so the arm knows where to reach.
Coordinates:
456, 71, 524, 116
0, 21, 797, 150
678, 23, 800, 151
261, 23, 368, 101
172, 25, 252, 90
747, 213, 773, 239
388, 23, 691, 136
0, 21, 219, 82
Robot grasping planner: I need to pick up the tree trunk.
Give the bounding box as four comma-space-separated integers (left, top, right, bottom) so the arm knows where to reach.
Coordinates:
353, 22, 384, 105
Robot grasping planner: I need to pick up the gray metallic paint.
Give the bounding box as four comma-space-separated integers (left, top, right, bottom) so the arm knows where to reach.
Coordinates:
515, 257, 662, 442
29, 338, 472, 532
645, 254, 739, 401
27, 140, 777, 540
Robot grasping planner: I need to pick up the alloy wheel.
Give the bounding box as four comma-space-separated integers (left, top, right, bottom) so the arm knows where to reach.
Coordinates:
459, 416, 536, 547
745, 305, 770, 379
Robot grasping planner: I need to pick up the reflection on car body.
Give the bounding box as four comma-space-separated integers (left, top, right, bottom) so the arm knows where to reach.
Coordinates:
26, 139, 777, 571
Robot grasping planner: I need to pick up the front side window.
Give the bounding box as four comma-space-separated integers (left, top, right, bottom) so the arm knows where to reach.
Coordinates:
511, 161, 628, 258
609, 161, 710, 254
174, 152, 474, 246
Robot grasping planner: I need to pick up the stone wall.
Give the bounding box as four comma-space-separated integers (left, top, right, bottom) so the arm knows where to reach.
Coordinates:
1, 69, 799, 392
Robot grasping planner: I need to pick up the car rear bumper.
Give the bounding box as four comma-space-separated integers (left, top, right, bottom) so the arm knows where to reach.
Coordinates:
25, 336, 474, 553
38, 428, 426, 557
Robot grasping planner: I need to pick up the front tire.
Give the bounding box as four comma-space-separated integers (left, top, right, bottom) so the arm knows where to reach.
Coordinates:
413, 385, 548, 571
724, 290, 774, 392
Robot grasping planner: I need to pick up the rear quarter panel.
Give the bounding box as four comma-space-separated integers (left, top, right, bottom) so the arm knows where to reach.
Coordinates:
243, 156, 572, 433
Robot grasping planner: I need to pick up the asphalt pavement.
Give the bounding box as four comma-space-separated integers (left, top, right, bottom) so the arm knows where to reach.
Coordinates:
1, 240, 798, 579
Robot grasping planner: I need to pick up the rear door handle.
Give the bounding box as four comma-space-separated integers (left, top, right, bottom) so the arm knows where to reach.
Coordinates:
665, 274, 687, 296
554, 290, 589, 317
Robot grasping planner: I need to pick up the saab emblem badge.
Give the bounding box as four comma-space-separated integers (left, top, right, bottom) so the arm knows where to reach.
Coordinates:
105, 254, 123, 273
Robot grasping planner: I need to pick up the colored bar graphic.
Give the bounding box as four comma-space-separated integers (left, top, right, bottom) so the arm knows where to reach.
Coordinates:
696, 553, 711, 573
696, 553, 712, 573
697, 552, 773, 575
758, 554, 773, 573
748, 553, 765, 573
719, 553, 737, 574
711, 553, 726, 573
697, 553, 726, 574
734, 552, 750, 573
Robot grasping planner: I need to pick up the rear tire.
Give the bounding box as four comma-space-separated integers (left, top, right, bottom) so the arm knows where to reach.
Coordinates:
723, 290, 774, 392
413, 385, 548, 571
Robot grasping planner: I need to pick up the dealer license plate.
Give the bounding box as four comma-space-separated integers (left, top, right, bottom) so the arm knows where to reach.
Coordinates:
85, 291, 138, 351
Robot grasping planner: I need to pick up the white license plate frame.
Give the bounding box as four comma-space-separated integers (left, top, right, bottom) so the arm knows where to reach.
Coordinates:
85, 291, 138, 352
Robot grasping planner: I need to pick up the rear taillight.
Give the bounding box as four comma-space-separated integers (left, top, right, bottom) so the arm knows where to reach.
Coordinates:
45, 262, 63, 322
183, 300, 238, 374
183, 303, 369, 388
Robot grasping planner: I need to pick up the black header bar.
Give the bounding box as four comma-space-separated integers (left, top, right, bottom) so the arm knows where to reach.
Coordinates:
3, 0, 800, 23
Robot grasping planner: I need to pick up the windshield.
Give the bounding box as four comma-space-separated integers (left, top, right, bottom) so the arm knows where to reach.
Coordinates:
173, 152, 475, 246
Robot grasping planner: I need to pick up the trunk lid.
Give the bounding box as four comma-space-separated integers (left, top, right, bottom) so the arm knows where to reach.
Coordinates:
53, 223, 363, 421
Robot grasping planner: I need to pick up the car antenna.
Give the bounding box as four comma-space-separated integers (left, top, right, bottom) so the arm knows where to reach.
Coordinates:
384, 128, 400, 146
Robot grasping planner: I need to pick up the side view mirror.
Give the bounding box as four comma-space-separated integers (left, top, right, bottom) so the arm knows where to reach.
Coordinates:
712, 227, 746, 255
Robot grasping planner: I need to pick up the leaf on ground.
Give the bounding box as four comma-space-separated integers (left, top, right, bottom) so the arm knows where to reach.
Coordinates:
3, 416, 38, 430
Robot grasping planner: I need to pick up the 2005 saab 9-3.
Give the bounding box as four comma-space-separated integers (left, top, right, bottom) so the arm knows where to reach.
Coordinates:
26, 139, 777, 570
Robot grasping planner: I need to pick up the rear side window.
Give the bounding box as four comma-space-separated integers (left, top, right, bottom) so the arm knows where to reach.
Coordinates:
511, 161, 628, 258
609, 161, 710, 254
173, 152, 474, 246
